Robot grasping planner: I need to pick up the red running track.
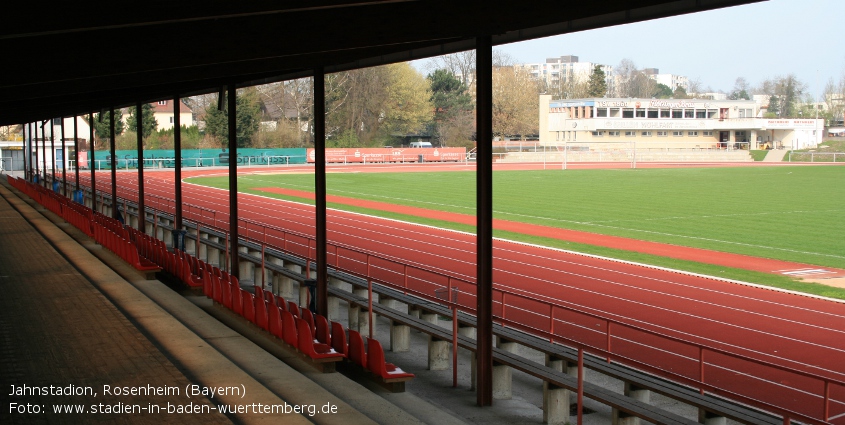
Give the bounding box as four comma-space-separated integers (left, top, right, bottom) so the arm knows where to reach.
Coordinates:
78, 165, 845, 423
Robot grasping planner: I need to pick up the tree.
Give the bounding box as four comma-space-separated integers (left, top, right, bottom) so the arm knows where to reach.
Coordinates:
204, 87, 262, 148
323, 64, 432, 146
255, 77, 313, 146
757, 74, 806, 117
492, 66, 539, 138
587, 65, 608, 97
673, 85, 689, 99
613, 59, 655, 98
426, 51, 476, 92
382, 63, 433, 136
92, 109, 124, 145
428, 69, 474, 146
654, 83, 673, 99
126, 103, 157, 139
728, 77, 751, 100
553, 68, 589, 99
767, 95, 780, 117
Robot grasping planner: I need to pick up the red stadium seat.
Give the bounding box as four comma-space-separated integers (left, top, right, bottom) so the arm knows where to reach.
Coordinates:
296, 318, 342, 360
268, 305, 283, 339
367, 337, 414, 380
330, 321, 347, 356
281, 311, 298, 348
315, 314, 331, 346
348, 329, 366, 368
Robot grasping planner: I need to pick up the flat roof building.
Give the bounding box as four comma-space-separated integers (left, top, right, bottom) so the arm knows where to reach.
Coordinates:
539, 95, 823, 151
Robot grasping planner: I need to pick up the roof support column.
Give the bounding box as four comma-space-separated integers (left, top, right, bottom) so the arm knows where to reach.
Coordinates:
476, 34, 494, 407
25, 123, 31, 181
40, 120, 47, 187
90, 112, 97, 212
228, 83, 239, 278
314, 67, 328, 317
136, 102, 145, 233
109, 108, 118, 219
174, 95, 183, 231
50, 119, 56, 185
73, 116, 79, 190
61, 118, 67, 195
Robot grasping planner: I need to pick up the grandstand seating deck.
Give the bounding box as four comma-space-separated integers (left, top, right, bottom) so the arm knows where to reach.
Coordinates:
0, 179, 449, 425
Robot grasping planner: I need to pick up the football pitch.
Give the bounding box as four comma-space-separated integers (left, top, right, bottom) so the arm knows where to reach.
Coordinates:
187, 165, 845, 280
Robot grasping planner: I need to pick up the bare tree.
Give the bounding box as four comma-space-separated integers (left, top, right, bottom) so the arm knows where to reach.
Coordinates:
426, 51, 476, 91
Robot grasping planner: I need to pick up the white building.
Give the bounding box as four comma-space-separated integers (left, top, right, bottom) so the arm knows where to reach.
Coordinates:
13, 116, 90, 172
152, 100, 194, 131
539, 95, 823, 150
517, 55, 614, 96
642, 68, 689, 92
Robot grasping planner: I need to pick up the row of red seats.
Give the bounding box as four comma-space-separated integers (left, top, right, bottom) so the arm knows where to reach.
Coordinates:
8, 176, 413, 383
91, 220, 159, 273
10, 177, 155, 274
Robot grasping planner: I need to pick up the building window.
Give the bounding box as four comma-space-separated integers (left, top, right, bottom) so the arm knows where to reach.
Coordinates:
648, 110, 658, 118
158, 100, 167, 105
703, 131, 713, 136
672, 110, 683, 118
625, 131, 636, 137
635, 110, 645, 118
622, 109, 634, 118
596, 108, 608, 117
687, 131, 698, 136
657, 131, 668, 137
660, 110, 670, 118
684, 110, 695, 118
608, 131, 620, 136
641, 131, 652, 136
673, 131, 683, 137
169, 117, 174, 123
591, 131, 602, 137
696, 110, 707, 118
707, 110, 718, 118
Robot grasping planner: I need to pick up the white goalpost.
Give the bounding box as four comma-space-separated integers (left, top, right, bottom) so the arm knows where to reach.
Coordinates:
559, 140, 637, 169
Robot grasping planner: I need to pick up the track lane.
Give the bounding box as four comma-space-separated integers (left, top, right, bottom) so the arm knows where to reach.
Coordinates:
75, 169, 845, 423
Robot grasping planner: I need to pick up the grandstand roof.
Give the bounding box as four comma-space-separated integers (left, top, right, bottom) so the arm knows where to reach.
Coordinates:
1, 0, 762, 126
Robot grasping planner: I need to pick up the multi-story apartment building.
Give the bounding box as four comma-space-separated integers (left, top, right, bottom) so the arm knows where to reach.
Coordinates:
517, 55, 614, 96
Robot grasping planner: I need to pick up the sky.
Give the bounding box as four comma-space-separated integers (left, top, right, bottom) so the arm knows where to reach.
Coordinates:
417, 0, 844, 100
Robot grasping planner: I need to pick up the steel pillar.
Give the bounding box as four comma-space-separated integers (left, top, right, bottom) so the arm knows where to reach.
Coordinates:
136, 102, 145, 233
476, 34, 493, 407
61, 118, 67, 195
90, 112, 97, 211
314, 67, 328, 317
174, 94, 183, 231
109, 108, 117, 219
227, 83, 239, 278
50, 119, 56, 184
73, 116, 79, 190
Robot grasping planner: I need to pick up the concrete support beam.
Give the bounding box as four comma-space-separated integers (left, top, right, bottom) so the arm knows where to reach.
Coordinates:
493, 339, 517, 399
350, 288, 375, 335
197, 232, 208, 263
280, 262, 299, 299
698, 410, 727, 425
543, 355, 576, 425
423, 312, 449, 370
238, 247, 252, 285
380, 297, 409, 352
327, 277, 345, 322
185, 228, 197, 256
207, 236, 220, 267
612, 383, 650, 425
